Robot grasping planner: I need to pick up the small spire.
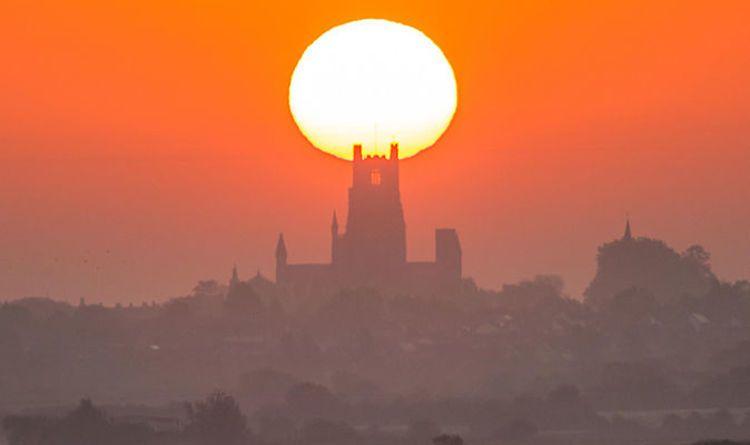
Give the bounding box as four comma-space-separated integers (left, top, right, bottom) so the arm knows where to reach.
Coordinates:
256, 268, 261, 278
623, 217, 633, 241
331, 210, 338, 230
276, 233, 287, 258
230, 264, 239, 287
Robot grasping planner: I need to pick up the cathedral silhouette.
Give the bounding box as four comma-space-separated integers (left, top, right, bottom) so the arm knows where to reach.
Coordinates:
275, 143, 462, 295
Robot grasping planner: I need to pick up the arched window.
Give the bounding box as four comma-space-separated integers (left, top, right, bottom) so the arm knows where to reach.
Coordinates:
370, 169, 382, 185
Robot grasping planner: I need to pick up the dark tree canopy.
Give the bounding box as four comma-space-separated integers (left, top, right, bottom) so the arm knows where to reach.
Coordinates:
2, 399, 151, 445
285, 382, 341, 418
433, 433, 464, 445
585, 237, 717, 304
185, 391, 249, 445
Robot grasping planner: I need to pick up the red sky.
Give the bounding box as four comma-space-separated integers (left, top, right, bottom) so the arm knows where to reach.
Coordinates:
1, 1, 749, 303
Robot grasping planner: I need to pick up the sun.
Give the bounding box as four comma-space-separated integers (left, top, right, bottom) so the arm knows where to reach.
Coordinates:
289, 19, 457, 160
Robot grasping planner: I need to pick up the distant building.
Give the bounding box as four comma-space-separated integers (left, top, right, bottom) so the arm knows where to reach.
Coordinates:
275, 143, 462, 296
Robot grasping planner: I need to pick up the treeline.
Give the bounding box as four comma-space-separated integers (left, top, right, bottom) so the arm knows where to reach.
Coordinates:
2, 393, 250, 445
4, 388, 750, 445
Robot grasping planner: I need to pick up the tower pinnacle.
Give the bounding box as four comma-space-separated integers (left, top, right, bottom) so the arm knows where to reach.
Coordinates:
623, 217, 633, 241
276, 233, 287, 260
275, 233, 288, 283
331, 210, 339, 232
230, 264, 239, 288
389, 142, 399, 160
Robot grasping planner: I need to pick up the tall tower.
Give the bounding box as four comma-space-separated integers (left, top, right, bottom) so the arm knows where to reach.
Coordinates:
271, 141, 463, 294
337, 143, 407, 281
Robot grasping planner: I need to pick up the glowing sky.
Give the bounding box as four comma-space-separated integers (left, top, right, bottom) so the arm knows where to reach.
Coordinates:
1, 1, 749, 302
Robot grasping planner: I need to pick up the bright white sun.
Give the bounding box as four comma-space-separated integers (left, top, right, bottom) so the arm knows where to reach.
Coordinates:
289, 19, 457, 160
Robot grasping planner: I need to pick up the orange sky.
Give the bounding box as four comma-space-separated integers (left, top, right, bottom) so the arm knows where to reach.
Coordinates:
1, 1, 750, 302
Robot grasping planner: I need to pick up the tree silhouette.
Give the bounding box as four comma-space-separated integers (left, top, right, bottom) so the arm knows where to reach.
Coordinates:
3, 399, 151, 445
433, 433, 464, 445
285, 382, 341, 418
586, 237, 716, 304
185, 391, 249, 445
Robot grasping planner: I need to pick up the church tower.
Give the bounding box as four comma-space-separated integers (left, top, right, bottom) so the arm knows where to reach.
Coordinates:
335, 143, 407, 282
272, 142, 462, 295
